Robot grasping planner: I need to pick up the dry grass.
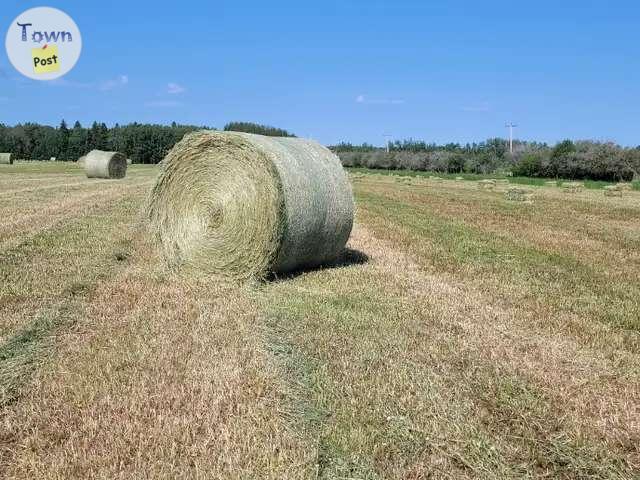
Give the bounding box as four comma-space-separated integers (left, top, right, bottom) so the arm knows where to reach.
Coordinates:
0, 163, 638, 478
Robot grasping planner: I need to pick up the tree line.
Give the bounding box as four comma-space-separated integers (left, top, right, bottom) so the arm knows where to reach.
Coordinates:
0, 121, 296, 164
0, 121, 206, 164
332, 139, 640, 181
1, 120, 638, 181
223, 122, 296, 137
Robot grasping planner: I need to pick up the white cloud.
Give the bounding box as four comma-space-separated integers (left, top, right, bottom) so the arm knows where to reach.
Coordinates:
99, 74, 129, 91
355, 94, 404, 105
145, 100, 183, 108
167, 82, 186, 94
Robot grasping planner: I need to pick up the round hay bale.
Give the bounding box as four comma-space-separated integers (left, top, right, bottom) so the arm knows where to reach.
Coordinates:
84, 150, 127, 179
126, 158, 132, 165
147, 131, 354, 279
0, 153, 13, 165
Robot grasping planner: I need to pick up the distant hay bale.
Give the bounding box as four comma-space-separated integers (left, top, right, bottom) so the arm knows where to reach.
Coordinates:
84, 150, 127, 179
0, 153, 13, 165
505, 187, 534, 202
455, 176, 464, 181
147, 131, 354, 279
478, 179, 496, 190
126, 158, 132, 165
50, 156, 56, 162
561, 182, 584, 193
428, 175, 443, 182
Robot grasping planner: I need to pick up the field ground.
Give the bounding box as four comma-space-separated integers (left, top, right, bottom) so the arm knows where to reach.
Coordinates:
348, 166, 640, 190
0, 161, 639, 479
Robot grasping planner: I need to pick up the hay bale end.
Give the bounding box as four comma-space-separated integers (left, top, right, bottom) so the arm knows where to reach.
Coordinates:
84, 150, 127, 179
147, 131, 354, 279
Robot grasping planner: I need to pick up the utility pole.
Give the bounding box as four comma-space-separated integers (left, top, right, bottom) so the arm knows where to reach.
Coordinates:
382, 134, 392, 153
505, 123, 517, 154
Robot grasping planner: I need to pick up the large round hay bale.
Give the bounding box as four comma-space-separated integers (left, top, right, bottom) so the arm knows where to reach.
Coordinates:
84, 150, 127, 179
0, 153, 13, 165
147, 130, 354, 279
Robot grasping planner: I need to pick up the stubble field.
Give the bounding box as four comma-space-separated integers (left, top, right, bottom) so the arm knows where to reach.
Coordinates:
0, 161, 638, 479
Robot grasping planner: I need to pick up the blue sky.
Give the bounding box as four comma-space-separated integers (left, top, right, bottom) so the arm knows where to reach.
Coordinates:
1, 0, 639, 146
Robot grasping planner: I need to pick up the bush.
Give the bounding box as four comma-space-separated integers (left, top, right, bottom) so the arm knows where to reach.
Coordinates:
513, 152, 546, 177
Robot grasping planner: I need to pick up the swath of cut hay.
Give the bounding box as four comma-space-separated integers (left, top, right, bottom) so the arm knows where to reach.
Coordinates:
478, 179, 497, 190
0, 153, 13, 165
84, 150, 127, 179
614, 182, 633, 191
561, 181, 584, 193
505, 187, 534, 203
147, 130, 354, 280
545, 180, 558, 187
603, 184, 629, 197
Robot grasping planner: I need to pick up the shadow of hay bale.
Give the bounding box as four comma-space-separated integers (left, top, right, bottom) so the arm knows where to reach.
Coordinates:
267, 248, 369, 282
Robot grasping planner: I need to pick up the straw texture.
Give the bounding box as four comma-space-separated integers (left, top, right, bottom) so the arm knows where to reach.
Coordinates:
84, 150, 127, 179
0, 153, 12, 165
147, 130, 354, 279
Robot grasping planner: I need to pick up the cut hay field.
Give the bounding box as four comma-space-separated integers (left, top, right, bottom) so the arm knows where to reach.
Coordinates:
0, 162, 639, 479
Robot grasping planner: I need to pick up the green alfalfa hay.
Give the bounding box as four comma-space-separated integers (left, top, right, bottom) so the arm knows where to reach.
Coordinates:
146, 130, 354, 280
84, 150, 127, 179
0, 153, 12, 165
